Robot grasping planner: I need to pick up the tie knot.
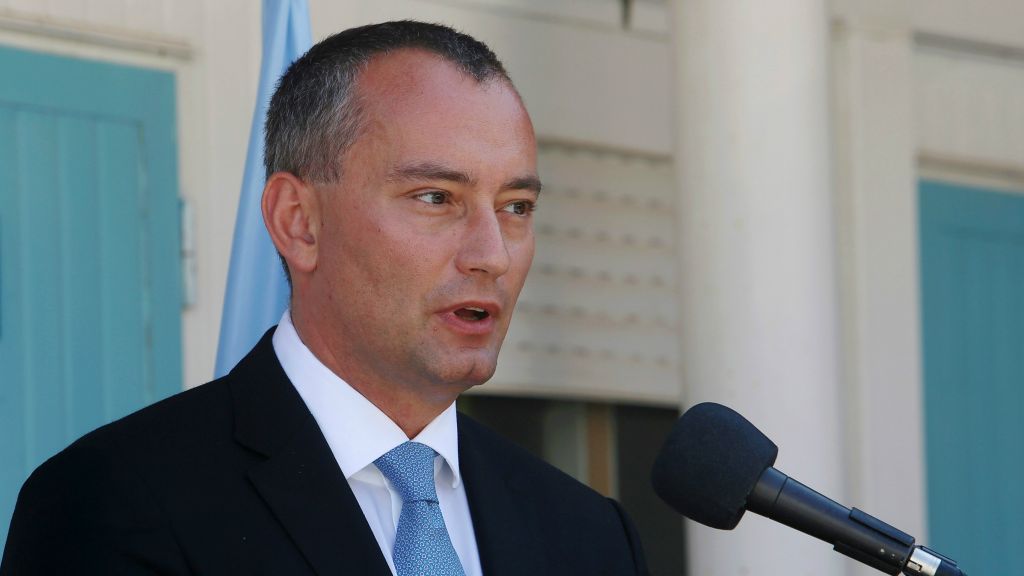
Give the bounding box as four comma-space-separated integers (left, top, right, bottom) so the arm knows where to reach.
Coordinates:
374, 441, 439, 503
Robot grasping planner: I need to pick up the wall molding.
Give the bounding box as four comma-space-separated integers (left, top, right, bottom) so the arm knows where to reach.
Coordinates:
919, 151, 1024, 194
0, 8, 192, 60
915, 30, 1024, 65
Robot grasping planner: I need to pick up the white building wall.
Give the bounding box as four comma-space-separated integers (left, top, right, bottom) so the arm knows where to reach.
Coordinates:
916, 43, 1024, 182
911, 0, 1024, 54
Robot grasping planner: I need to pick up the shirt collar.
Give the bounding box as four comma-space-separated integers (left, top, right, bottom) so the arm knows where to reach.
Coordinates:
272, 310, 463, 488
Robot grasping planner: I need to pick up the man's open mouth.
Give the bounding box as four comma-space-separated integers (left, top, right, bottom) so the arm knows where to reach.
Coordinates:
454, 307, 490, 321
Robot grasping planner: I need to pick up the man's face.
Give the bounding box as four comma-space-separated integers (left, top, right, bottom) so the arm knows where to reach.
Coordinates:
304, 50, 538, 402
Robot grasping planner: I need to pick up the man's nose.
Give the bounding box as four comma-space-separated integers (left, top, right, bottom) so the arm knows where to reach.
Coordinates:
455, 208, 511, 277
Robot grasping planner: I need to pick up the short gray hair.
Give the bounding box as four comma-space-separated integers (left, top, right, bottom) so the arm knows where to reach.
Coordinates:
264, 20, 513, 184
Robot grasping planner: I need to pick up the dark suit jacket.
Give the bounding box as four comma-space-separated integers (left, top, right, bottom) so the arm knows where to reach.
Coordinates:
1, 329, 648, 575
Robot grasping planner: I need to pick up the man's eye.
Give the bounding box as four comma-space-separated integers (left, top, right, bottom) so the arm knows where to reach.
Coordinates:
501, 200, 536, 216
414, 191, 448, 205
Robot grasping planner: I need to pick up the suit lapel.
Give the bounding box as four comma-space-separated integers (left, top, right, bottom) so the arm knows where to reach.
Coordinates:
459, 416, 546, 576
247, 418, 391, 576
230, 330, 391, 576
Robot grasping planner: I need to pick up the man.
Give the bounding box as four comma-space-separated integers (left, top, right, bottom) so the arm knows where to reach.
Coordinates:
1, 21, 648, 575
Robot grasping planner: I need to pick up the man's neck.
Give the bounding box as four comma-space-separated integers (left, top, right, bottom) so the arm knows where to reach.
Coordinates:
288, 306, 457, 439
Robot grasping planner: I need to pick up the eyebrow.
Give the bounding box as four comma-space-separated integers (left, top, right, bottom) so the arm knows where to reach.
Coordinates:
387, 161, 543, 195
505, 175, 543, 195
388, 161, 474, 186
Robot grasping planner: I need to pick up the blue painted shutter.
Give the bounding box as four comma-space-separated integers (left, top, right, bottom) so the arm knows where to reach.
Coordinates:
0, 46, 181, 547
920, 179, 1024, 574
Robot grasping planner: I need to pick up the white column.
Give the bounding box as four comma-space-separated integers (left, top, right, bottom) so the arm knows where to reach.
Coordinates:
669, 2, 846, 575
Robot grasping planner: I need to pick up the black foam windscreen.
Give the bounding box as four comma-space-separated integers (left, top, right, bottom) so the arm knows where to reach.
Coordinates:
651, 402, 779, 530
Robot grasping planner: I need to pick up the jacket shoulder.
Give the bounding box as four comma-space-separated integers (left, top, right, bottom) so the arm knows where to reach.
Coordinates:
0, 380, 232, 575
69, 375, 234, 459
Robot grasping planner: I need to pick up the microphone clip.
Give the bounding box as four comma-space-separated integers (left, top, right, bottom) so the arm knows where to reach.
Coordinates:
903, 546, 965, 576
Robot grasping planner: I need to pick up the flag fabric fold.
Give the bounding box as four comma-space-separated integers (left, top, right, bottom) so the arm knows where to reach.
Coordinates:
215, 0, 312, 377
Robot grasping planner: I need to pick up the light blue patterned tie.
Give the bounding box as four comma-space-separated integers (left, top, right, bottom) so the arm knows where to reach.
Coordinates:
374, 441, 466, 576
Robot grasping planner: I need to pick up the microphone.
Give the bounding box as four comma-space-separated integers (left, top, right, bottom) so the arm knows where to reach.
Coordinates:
651, 402, 966, 576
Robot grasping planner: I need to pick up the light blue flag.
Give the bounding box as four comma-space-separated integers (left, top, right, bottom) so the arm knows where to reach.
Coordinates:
215, 0, 311, 377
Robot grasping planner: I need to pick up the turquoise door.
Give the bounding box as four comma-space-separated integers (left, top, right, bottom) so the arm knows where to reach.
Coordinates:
920, 180, 1024, 575
0, 47, 181, 547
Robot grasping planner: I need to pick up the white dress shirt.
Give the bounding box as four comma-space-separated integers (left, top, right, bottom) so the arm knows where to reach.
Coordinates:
272, 310, 483, 576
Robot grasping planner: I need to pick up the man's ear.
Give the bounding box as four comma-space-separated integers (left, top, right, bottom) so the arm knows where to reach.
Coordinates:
262, 171, 319, 276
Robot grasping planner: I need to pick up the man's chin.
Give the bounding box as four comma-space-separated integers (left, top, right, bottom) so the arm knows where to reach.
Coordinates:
429, 353, 498, 389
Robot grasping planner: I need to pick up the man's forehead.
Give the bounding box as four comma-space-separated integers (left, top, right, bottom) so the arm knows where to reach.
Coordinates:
355, 48, 520, 115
